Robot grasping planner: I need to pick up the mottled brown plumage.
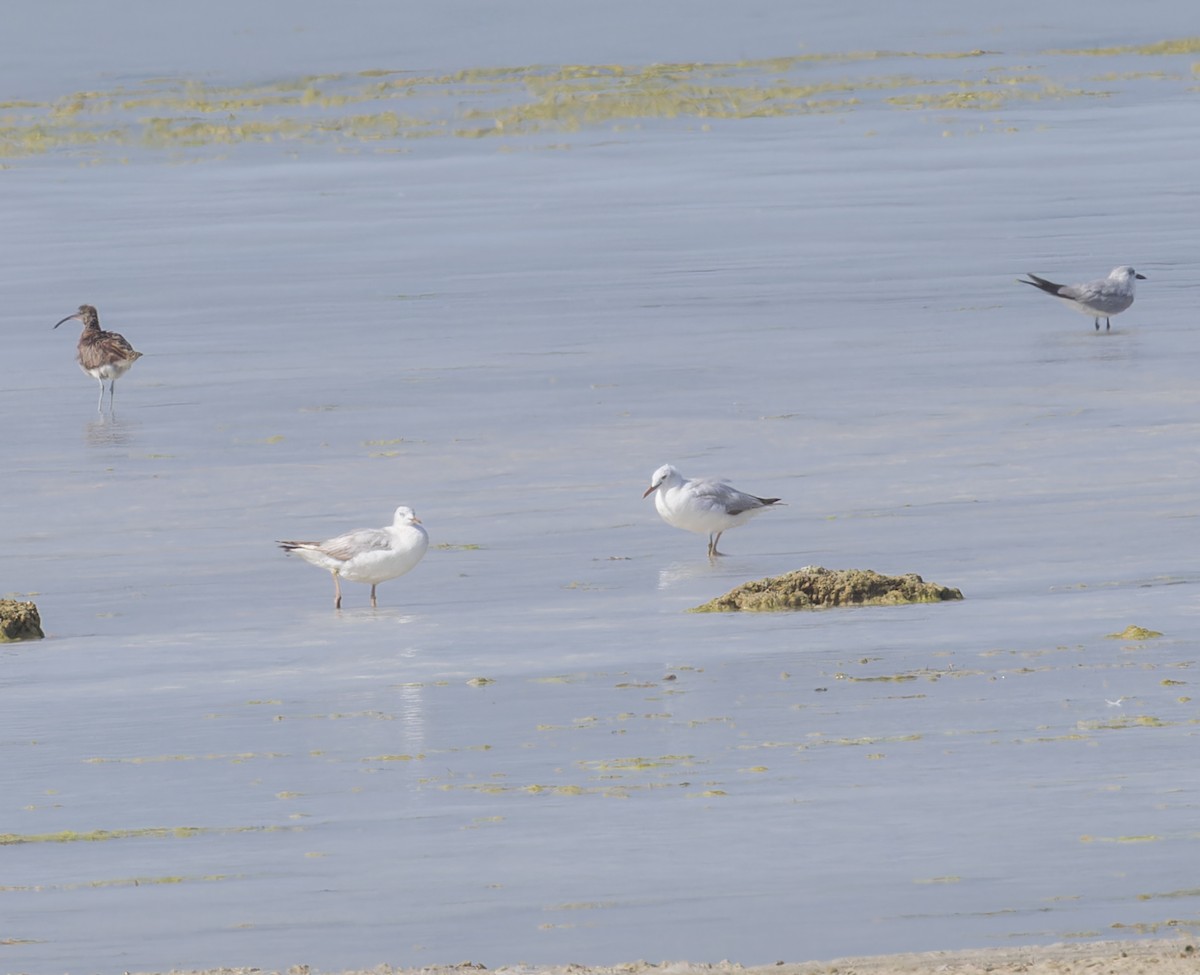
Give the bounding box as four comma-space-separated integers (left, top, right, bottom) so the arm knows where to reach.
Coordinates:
54, 304, 143, 411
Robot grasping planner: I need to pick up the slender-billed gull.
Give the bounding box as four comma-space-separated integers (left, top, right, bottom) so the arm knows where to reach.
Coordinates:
279, 506, 429, 609
1020, 266, 1146, 331
54, 304, 143, 411
643, 463, 782, 557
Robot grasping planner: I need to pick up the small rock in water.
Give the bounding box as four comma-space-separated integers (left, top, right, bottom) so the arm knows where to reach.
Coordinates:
0, 599, 45, 641
690, 566, 964, 613
1106, 625, 1163, 640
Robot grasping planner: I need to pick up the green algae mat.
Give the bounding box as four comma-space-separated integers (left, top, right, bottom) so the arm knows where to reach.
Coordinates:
691, 566, 963, 612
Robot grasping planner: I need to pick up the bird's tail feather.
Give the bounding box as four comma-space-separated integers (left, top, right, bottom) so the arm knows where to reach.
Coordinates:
1020, 273, 1064, 295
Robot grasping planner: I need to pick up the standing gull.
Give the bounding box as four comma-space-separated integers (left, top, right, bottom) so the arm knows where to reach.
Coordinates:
279, 506, 429, 609
1019, 266, 1146, 331
54, 304, 143, 411
643, 463, 782, 557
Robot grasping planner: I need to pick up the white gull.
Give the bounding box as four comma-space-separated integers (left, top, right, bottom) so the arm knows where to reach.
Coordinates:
1020, 266, 1146, 331
643, 463, 782, 557
279, 505, 429, 609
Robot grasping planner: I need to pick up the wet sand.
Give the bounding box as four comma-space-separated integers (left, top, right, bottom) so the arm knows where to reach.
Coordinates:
8, 3, 1200, 971
131, 938, 1199, 975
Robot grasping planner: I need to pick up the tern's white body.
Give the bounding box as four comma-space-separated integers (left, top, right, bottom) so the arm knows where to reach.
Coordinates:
279, 505, 428, 608
643, 463, 781, 557
1020, 266, 1145, 331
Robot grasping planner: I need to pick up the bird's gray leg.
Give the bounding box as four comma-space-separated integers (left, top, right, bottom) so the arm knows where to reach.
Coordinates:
1106, 318, 1111, 331
1094, 317, 1100, 331
96, 380, 105, 412
370, 584, 378, 608
709, 531, 725, 557
333, 572, 343, 609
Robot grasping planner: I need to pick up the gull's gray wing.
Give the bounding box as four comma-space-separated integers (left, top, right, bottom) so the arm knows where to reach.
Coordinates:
1068, 277, 1131, 314
691, 478, 780, 516
319, 527, 392, 561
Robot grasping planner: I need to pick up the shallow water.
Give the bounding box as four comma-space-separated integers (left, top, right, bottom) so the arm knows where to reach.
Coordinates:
3, 2, 1200, 972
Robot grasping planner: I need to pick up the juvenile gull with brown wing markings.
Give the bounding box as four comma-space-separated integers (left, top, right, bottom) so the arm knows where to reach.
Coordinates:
279, 506, 429, 609
54, 304, 143, 411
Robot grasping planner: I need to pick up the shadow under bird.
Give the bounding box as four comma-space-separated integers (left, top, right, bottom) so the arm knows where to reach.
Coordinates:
643, 463, 782, 558
1019, 266, 1146, 331
54, 304, 143, 411
278, 506, 429, 609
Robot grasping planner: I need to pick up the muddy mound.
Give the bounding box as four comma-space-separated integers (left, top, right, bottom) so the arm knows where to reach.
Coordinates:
691, 566, 963, 613
0, 599, 44, 641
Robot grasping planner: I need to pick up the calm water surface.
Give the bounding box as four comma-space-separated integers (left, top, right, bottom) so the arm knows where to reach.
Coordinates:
2, 2, 1199, 972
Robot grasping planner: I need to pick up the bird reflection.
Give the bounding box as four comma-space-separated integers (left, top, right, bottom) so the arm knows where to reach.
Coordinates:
656, 560, 722, 590
1087, 336, 1139, 363
396, 680, 426, 752
85, 412, 135, 448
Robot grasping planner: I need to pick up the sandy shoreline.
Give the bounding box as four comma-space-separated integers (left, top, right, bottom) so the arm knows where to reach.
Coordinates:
127, 938, 1199, 975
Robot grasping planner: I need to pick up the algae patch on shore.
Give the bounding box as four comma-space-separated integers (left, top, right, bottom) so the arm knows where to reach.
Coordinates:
690, 566, 963, 613
6, 38, 1198, 160
1107, 625, 1163, 640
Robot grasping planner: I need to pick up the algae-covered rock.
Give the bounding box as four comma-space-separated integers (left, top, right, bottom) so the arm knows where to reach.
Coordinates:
1106, 625, 1163, 640
690, 566, 963, 613
0, 600, 44, 641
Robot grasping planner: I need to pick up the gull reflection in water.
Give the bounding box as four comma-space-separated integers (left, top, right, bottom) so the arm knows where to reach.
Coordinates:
85, 412, 137, 448
396, 679, 427, 753
656, 559, 722, 590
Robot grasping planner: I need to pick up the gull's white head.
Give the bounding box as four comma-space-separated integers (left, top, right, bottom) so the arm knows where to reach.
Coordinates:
1111, 266, 1147, 283
643, 463, 680, 499
392, 506, 421, 526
